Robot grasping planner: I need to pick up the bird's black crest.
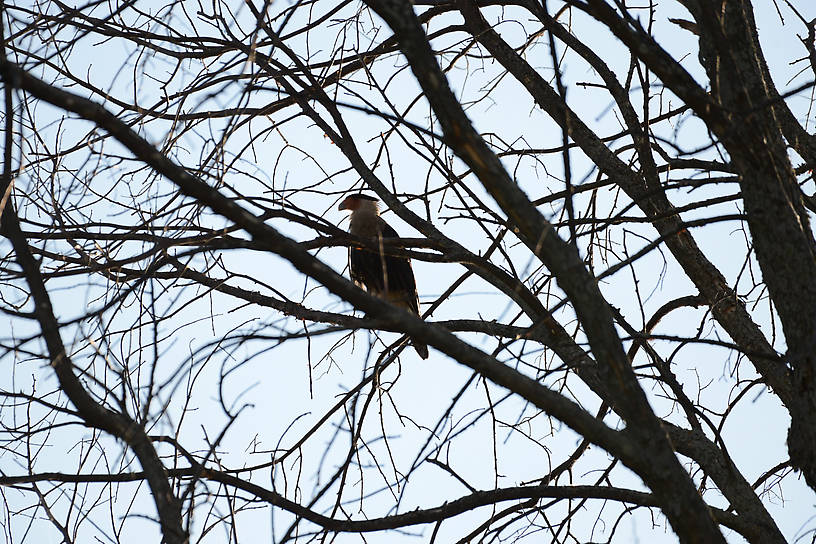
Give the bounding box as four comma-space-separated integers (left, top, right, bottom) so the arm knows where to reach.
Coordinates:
347, 193, 379, 201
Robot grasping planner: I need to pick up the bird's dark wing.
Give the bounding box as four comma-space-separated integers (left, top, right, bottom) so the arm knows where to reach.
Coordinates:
349, 243, 385, 292
377, 219, 400, 239
349, 217, 420, 315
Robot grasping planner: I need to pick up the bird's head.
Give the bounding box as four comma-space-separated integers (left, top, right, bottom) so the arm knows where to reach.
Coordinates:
338, 193, 380, 213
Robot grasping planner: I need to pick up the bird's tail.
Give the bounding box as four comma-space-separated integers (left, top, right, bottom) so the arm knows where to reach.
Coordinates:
388, 296, 429, 359
412, 339, 429, 360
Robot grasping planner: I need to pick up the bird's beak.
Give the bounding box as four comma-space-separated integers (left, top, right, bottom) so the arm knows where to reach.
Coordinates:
338, 200, 348, 211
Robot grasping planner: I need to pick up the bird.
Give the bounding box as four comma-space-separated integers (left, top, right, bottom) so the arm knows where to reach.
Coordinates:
338, 193, 429, 359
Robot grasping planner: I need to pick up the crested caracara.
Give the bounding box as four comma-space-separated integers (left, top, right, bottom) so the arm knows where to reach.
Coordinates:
338, 194, 429, 359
